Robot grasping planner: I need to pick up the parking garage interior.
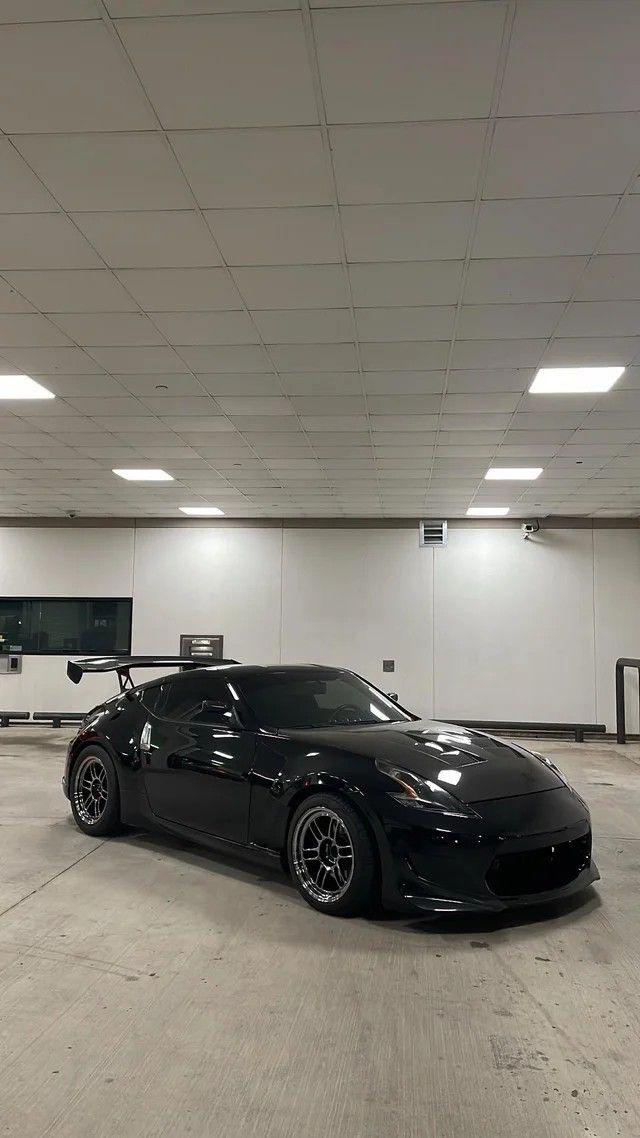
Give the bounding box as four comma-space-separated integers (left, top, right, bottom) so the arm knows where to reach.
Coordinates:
1, 3, 640, 1136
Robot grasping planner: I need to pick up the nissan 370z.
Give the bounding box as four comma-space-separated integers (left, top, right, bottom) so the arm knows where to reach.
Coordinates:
63, 658, 599, 917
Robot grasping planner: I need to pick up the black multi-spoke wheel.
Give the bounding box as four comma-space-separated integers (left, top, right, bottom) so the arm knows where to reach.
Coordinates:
70, 747, 121, 836
288, 793, 377, 916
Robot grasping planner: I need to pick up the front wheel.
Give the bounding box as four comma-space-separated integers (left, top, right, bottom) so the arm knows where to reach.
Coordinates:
70, 747, 122, 836
288, 793, 377, 917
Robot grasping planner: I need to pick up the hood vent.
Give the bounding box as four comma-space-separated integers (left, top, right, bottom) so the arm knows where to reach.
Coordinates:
419, 520, 447, 547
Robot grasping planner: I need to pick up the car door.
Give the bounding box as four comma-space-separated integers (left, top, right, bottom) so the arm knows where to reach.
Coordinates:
140, 672, 254, 844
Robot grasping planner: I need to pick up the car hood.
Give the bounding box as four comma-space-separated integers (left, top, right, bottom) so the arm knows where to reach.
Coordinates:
283, 719, 564, 803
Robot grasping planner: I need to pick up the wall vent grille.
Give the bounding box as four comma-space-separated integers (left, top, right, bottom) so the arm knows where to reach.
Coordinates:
419, 520, 448, 547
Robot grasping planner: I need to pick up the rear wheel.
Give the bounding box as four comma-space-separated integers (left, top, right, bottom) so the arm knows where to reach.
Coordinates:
288, 793, 377, 917
70, 747, 121, 836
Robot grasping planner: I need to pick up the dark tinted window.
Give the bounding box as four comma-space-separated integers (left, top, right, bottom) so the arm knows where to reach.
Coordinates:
0, 597, 131, 655
155, 673, 234, 725
238, 670, 414, 729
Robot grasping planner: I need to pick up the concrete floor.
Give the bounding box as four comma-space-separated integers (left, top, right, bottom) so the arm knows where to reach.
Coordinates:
0, 731, 639, 1138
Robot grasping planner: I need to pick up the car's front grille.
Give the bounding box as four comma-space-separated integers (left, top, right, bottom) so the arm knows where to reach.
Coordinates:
486, 833, 591, 897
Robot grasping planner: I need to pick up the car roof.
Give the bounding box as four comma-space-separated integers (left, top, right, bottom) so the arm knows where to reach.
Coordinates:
134, 662, 345, 694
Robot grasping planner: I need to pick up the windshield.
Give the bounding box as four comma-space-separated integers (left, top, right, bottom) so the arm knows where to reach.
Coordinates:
237, 669, 416, 730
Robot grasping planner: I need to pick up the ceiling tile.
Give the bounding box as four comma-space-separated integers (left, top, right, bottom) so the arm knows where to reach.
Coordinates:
576, 256, 640, 301
114, 267, 240, 311
599, 199, 640, 255
289, 397, 365, 415
0, 280, 36, 314
301, 415, 369, 431
253, 309, 352, 344
331, 121, 485, 204
485, 114, 640, 199
355, 307, 455, 341
150, 311, 258, 345
370, 415, 439, 432
15, 134, 192, 212
108, 2, 298, 11
216, 397, 291, 415
0, 346, 105, 374
342, 203, 473, 262
232, 265, 348, 310
499, 0, 640, 115
0, 2, 97, 18
360, 342, 449, 371
39, 375, 127, 398
314, 3, 505, 123
363, 372, 445, 395
0, 139, 58, 214
464, 257, 587, 304
117, 11, 317, 128
116, 373, 206, 398
268, 343, 357, 372
0, 21, 155, 133
447, 369, 531, 393
176, 344, 269, 372
556, 301, 640, 338
368, 396, 440, 415
65, 397, 151, 417
349, 261, 463, 307
86, 345, 189, 372
443, 393, 520, 414
279, 372, 361, 396
457, 303, 564, 340
49, 312, 165, 346
72, 211, 222, 268
0, 314, 70, 346
205, 207, 340, 266
473, 198, 617, 258
450, 339, 546, 369
198, 374, 284, 397
0, 214, 101, 270
142, 396, 220, 416
543, 337, 640, 366
171, 128, 331, 208
3, 270, 138, 313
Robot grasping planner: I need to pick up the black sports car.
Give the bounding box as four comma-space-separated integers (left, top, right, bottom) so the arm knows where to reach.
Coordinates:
63, 657, 599, 917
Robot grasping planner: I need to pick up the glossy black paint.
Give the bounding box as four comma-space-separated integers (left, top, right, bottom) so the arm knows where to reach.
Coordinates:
63, 664, 599, 914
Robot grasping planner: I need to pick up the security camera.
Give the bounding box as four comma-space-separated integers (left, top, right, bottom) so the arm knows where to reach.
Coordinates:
65, 510, 78, 519
521, 520, 540, 541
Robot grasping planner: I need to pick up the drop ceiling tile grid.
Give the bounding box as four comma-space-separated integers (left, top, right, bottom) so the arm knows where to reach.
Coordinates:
2, 2, 640, 517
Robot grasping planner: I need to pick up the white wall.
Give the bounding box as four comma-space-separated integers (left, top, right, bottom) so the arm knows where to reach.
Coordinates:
281, 527, 434, 716
0, 522, 638, 729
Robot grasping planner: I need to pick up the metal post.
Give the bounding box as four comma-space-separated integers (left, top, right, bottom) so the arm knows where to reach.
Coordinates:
616, 660, 627, 744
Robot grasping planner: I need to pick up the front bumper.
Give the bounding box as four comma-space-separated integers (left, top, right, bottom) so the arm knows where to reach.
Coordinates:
376, 785, 599, 915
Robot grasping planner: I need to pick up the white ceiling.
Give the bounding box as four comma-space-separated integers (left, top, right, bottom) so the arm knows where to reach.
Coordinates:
1, 0, 640, 518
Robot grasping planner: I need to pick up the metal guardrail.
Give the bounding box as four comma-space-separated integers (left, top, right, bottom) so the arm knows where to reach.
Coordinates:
615, 657, 640, 743
0, 711, 30, 728
32, 712, 85, 728
453, 719, 606, 743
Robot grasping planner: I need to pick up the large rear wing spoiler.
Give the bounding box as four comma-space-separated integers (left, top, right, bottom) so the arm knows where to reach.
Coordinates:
67, 655, 239, 692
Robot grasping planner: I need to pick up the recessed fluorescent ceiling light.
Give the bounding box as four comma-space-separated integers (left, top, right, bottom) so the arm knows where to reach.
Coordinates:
485, 467, 542, 480
530, 366, 624, 393
112, 469, 173, 481
179, 506, 225, 516
467, 507, 510, 517
0, 374, 54, 399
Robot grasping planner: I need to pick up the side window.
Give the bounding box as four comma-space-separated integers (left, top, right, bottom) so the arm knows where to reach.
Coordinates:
155, 674, 233, 726
140, 685, 161, 715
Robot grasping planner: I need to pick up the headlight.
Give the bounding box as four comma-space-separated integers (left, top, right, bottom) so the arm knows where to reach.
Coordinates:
375, 759, 479, 819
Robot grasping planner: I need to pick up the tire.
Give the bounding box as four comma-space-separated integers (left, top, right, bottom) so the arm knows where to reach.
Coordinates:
288, 793, 377, 917
70, 746, 122, 837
